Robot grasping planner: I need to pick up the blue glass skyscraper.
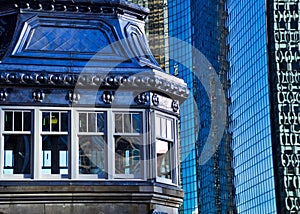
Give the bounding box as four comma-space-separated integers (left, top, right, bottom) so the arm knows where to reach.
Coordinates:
226, 0, 278, 213
226, 0, 300, 213
170, 0, 300, 213
168, 0, 235, 213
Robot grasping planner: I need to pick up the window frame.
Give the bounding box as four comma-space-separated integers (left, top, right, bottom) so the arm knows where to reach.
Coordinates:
112, 110, 146, 180
154, 112, 179, 185
75, 110, 107, 179
38, 109, 70, 179
0, 109, 33, 179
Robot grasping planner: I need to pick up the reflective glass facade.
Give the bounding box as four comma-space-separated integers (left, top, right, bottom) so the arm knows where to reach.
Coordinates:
168, 0, 235, 213
226, 0, 277, 213
168, 1, 197, 213
191, 0, 235, 213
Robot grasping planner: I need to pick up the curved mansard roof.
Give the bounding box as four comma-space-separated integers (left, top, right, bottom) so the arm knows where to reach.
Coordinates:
0, 0, 189, 103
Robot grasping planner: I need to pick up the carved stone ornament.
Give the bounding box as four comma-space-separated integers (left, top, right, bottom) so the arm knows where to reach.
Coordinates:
67, 90, 80, 104
172, 100, 179, 112
0, 89, 8, 102
152, 94, 159, 106
135, 92, 149, 104
32, 89, 45, 102
101, 91, 114, 104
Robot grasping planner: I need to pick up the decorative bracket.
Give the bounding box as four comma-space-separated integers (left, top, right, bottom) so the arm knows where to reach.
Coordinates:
0, 89, 8, 102
67, 90, 80, 104
101, 91, 114, 104
135, 92, 149, 104
172, 100, 179, 112
32, 89, 45, 102
152, 94, 159, 106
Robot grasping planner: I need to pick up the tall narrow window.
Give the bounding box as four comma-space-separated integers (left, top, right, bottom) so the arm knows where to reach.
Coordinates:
78, 112, 106, 178
3, 110, 32, 176
41, 111, 69, 176
155, 115, 175, 180
114, 112, 143, 178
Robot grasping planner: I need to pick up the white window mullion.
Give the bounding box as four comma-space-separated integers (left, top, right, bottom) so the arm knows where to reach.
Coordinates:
142, 111, 147, 180
34, 109, 41, 179
174, 118, 179, 185
71, 109, 78, 179
107, 110, 114, 179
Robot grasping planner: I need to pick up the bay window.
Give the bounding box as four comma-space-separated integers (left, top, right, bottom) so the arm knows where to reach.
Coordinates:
0, 107, 177, 184
0, 108, 147, 180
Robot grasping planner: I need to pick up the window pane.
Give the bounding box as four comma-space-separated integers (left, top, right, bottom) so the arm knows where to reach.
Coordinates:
42, 112, 50, 131
161, 118, 167, 138
115, 136, 140, 175
79, 113, 87, 132
97, 113, 105, 132
115, 114, 122, 133
79, 135, 106, 178
14, 112, 22, 131
61, 113, 68, 132
51, 112, 59, 132
23, 112, 31, 131
155, 116, 161, 137
156, 140, 171, 179
88, 113, 96, 132
166, 119, 173, 139
123, 114, 131, 133
3, 135, 31, 174
4, 111, 13, 131
42, 135, 68, 174
132, 113, 141, 133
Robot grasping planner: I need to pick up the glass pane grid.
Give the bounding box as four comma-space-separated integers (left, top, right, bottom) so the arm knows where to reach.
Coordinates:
156, 115, 174, 141
4, 111, 32, 133
114, 112, 142, 134
42, 111, 68, 133
79, 112, 105, 134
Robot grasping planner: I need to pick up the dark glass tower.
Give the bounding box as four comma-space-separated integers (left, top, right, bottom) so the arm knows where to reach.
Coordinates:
266, 0, 300, 213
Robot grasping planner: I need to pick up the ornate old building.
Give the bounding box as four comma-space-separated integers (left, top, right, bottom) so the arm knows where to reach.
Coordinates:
0, 0, 188, 213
